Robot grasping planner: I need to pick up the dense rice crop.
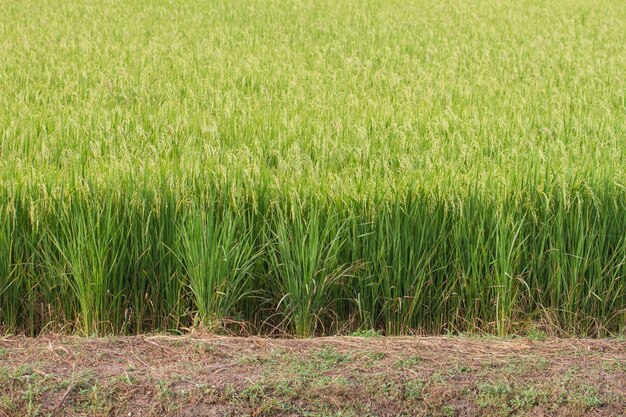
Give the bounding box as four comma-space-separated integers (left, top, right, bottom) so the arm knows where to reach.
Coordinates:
1, 0, 625, 337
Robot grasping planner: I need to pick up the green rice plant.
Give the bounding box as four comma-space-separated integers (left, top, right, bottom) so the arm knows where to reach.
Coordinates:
39, 189, 129, 335
180, 193, 258, 330
267, 199, 350, 336
0, 197, 19, 333
356, 194, 449, 335
122, 190, 187, 333
449, 192, 499, 333
493, 210, 527, 336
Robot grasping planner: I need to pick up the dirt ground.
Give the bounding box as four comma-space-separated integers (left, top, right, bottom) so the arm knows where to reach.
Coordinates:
0, 335, 625, 416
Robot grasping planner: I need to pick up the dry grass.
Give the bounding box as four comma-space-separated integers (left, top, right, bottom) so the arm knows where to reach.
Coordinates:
1, 335, 625, 416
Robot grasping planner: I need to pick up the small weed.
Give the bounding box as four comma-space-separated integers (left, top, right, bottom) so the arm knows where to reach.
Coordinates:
193, 342, 215, 355
527, 327, 547, 341
404, 379, 426, 400
395, 355, 423, 369
349, 329, 382, 337
442, 404, 455, 416
448, 364, 473, 376
368, 351, 386, 361
476, 381, 512, 409
24, 384, 39, 417
578, 385, 604, 409
1, 395, 15, 413
314, 346, 350, 368
430, 372, 446, 384
155, 379, 173, 400
511, 385, 547, 410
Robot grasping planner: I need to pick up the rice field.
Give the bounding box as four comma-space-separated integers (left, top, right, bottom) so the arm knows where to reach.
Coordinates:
0, 0, 625, 337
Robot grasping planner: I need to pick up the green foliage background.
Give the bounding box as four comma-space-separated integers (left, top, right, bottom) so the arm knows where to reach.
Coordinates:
1, 0, 624, 336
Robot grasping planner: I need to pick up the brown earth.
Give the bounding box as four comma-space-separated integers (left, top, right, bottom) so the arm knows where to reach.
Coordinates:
0, 335, 625, 416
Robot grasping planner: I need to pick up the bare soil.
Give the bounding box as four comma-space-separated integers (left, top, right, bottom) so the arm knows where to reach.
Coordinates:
1, 335, 625, 416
